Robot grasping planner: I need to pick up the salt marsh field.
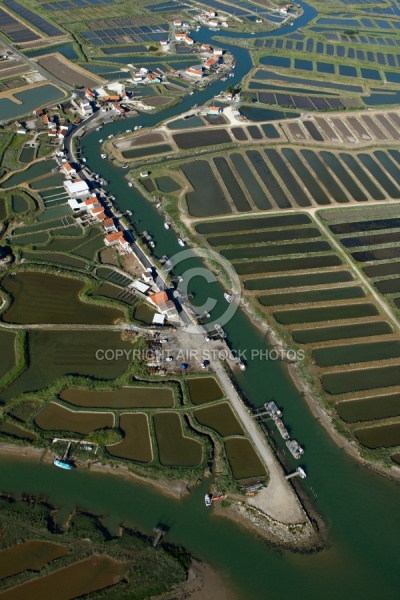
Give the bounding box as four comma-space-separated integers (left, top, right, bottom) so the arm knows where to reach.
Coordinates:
193, 208, 400, 463
1, 1, 400, 597
134, 111, 400, 218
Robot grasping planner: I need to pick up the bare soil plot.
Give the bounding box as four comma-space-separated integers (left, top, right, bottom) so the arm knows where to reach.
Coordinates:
38, 56, 101, 88
115, 131, 165, 149
146, 95, 173, 107
314, 117, 341, 142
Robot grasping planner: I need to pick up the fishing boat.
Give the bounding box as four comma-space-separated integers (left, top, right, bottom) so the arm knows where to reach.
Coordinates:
101, 153, 107, 159
205, 493, 212, 507
224, 292, 233, 303
164, 222, 170, 229
54, 459, 74, 470
128, 182, 133, 187
286, 440, 304, 459
178, 238, 185, 247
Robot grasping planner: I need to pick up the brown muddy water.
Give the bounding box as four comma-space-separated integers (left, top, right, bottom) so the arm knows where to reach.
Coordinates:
0, 421, 37, 441
337, 393, 400, 423
0, 541, 69, 581
224, 437, 266, 480
0, 555, 129, 600
355, 422, 400, 449
107, 412, 152, 463
34, 402, 114, 434
153, 412, 202, 467
186, 377, 224, 405
60, 386, 174, 408
194, 402, 245, 437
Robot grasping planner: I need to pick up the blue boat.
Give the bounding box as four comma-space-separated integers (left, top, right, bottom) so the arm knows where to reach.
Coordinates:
53, 459, 74, 470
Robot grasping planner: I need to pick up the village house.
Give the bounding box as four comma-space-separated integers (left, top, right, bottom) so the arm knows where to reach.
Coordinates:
175, 33, 194, 45
205, 56, 219, 69
208, 106, 222, 115
104, 217, 117, 233
61, 161, 76, 176
72, 98, 93, 117
105, 231, 130, 252
85, 88, 96, 100
185, 67, 204, 78
149, 290, 177, 318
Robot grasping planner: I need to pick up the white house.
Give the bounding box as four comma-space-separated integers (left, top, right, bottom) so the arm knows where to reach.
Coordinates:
63, 179, 89, 198
61, 161, 76, 176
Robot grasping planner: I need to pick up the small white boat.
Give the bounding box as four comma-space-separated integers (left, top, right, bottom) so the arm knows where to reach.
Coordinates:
164, 222, 170, 229
178, 238, 185, 247
122, 164, 128, 168
101, 153, 107, 159
126, 128, 132, 133
238, 360, 246, 371
108, 134, 114, 139
224, 292, 233, 303
205, 494, 212, 507
128, 182, 133, 187
99, 139, 103, 143
54, 459, 74, 470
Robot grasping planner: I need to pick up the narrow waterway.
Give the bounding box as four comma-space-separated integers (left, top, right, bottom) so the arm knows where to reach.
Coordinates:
2, 3, 400, 598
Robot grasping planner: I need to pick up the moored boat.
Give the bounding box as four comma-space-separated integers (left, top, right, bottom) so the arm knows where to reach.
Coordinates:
54, 459, 74, 470
205, 493, 212, 507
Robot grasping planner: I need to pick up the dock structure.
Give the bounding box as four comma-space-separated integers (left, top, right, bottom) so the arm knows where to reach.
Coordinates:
285, 467, 307, 480
152, 527, 166, 547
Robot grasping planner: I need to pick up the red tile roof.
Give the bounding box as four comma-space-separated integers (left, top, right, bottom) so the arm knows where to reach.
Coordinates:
150, 291, 169, 305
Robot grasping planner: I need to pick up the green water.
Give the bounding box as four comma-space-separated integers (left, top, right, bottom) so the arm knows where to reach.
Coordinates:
259, 285, 365, 307
244, 270, 353, 291
0, 86, 64, 121
2, 9, 400, 598
292, 321, 393, 344
2, 160, 58, 188
337, 393, 400, 423
313, 340, 400, 367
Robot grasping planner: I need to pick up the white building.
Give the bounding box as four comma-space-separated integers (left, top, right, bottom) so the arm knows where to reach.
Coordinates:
63, 179, 90, 198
